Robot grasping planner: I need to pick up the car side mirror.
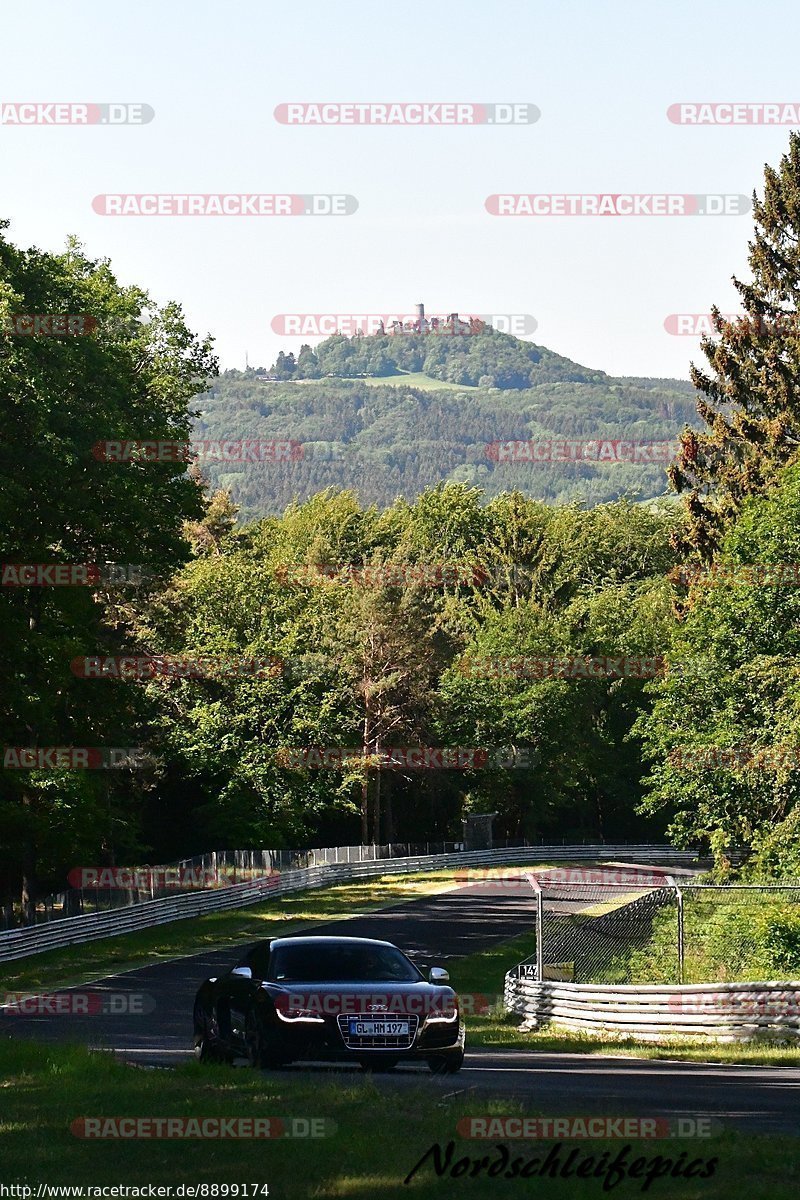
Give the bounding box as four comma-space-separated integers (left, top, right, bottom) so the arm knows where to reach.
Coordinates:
429, 966, 449, 984
231, 965, 252, 979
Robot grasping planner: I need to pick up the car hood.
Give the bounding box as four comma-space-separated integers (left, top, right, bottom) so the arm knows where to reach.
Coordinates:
261, 980, 456, 1018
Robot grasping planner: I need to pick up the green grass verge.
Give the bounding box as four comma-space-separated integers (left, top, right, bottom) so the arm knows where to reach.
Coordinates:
0, 1039, 794, 1196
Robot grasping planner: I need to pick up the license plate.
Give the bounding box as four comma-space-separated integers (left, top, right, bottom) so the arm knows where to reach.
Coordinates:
349, 1019, 410, 1037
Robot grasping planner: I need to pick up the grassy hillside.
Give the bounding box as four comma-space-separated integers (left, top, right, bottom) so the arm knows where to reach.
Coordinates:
363, 370, 478, 391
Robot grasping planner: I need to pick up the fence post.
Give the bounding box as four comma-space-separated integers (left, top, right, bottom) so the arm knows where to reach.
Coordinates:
526, 873, 544, 982
536, 889, 544, 981
667, 875, 684, 984
677, 886, 684, 984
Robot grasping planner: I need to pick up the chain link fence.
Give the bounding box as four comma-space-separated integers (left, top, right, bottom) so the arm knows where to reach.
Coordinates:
523, 875, 800, 985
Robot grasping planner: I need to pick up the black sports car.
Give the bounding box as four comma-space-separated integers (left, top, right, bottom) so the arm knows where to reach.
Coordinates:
193, 935, 465, 1073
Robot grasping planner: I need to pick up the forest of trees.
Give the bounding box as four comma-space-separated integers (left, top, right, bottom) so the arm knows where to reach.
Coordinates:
194, 369, 698, 518
5, 131, 800, 913
267, 326, 608, 388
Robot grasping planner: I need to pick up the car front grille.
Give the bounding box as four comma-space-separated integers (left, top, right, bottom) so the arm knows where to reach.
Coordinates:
336, 1014, 419, 1050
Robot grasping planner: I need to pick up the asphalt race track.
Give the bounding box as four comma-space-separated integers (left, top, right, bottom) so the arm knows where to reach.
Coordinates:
1, 885, 538, 1059
3, 879, 799, 1135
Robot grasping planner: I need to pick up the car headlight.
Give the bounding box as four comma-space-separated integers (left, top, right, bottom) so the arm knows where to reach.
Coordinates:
276, 1008, 326, 1024
425, 1004, 459, 1024
273, 995, 325, 1024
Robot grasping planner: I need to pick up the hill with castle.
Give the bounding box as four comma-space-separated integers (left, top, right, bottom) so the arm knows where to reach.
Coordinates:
193, 311, 698, 518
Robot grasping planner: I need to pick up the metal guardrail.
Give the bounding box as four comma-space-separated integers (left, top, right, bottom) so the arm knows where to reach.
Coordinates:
503, 975, 800, 1041
6, 842, 475, 929
14, 838, 686, 930
0, 844, 699, 963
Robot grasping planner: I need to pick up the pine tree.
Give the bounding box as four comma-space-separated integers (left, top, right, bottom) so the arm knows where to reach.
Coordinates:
670, 131, 800, 559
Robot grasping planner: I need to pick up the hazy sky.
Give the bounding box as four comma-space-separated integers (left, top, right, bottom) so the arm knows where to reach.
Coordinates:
3, 0, 800, 378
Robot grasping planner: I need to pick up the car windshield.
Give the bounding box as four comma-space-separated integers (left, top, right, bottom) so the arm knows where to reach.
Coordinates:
268, 942, 422, 983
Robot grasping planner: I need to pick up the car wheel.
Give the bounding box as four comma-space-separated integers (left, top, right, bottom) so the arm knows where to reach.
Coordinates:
193, 1027, 213, 1061
358, 1057, 399, 1073
245, 1007, 289, 1069
193, 1006, 221, 1063
427, 1049, 465, 1074
245, 1007, 268, 1069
